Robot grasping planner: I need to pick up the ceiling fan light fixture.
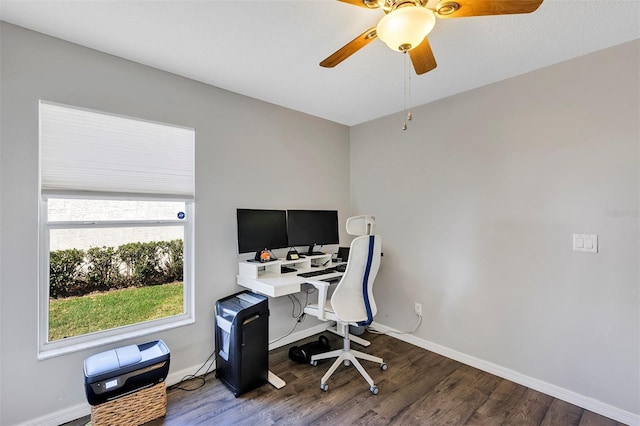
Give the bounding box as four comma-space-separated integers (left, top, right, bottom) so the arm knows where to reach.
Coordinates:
435, 1, 459, 16
376, 6, 436, 52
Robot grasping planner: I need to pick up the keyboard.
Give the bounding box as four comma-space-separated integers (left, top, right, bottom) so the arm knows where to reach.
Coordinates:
297, 267, 337, 278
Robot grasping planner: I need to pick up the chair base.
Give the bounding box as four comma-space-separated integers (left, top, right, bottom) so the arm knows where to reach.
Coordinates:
310, 330, 386, 393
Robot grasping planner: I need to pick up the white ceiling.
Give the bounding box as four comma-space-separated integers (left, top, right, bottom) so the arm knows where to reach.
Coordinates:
1, 0, 638, 126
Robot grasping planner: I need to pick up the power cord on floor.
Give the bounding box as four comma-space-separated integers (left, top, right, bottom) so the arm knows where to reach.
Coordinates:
367, 312, 423, 335
269, 288, 316, 345
168, 349, 216, 392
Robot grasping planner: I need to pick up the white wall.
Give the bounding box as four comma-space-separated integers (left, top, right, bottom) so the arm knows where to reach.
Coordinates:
2, 20, 638, 426
0, 22, 349, 425
351, 40, 639, 419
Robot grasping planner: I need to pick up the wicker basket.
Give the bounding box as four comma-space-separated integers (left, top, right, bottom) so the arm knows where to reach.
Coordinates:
90, 382, 166, 426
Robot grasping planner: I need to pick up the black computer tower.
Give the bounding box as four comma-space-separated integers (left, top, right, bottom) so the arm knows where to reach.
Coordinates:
215, 290, 269, 396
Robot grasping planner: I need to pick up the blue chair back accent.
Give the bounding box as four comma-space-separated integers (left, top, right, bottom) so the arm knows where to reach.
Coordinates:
357, 235, 375, 326
331, 233, 381, 325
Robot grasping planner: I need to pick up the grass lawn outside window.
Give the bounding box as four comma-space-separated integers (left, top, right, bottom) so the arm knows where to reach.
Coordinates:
49, 282, 183, 341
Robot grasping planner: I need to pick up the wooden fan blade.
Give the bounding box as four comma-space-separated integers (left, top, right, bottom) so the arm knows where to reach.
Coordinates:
409, 38, 437, 75
320, 28, 377, 68
435, 0, 543, 18
338, 0, 381, 9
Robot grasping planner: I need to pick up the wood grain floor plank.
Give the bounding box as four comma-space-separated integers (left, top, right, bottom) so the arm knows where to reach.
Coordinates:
466, 379, 529, 425
540, 398, 584, 426
391, 364, 501, 425
501, 388, 554, 426
63, 332, 626, 426
579, 410, 624, 426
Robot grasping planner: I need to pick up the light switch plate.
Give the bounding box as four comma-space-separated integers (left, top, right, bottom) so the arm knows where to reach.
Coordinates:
573, 234, 598, 253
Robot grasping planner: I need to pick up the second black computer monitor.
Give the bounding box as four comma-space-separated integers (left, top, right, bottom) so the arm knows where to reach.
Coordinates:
287, 210, 339, 255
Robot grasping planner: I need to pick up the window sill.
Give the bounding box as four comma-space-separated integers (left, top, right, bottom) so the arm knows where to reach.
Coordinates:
38, 314, 194, 360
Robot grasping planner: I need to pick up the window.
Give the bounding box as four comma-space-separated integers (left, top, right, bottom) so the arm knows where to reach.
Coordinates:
38, 101, 195, 358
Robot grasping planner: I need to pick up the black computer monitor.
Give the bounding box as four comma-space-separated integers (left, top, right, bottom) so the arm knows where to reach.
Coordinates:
287, 210, 339, 255
237, 209, 288, 261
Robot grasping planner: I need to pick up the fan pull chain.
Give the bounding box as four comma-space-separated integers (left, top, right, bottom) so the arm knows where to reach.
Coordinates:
402, 52, 412, 131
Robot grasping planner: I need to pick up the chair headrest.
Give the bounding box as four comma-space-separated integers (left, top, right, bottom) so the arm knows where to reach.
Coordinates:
346, 215, 375, 236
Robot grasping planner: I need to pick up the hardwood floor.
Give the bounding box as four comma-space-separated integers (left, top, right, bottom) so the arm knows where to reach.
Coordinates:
66, 332, 626, 426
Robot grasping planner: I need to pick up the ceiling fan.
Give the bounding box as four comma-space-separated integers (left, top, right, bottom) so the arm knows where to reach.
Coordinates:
320, 0, 544, 75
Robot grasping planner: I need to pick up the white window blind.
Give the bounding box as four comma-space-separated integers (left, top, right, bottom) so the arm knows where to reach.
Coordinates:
40, 101, 195, 200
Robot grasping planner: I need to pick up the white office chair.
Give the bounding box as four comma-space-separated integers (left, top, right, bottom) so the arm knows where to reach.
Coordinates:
303, 215, 387, 394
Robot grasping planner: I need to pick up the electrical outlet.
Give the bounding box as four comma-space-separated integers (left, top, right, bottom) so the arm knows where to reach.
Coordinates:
414, 302, 422, 317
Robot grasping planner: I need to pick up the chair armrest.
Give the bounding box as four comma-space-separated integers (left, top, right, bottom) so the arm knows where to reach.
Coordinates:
305, 279, 331, 320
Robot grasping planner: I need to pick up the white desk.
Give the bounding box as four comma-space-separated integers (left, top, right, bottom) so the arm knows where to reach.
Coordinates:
235, 254, 357, 390
236, 256, 366, 350
236, 254, 343, 298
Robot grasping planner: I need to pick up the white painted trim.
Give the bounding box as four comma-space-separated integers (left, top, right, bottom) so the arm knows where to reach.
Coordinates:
370, 321, 640, 426
22, 322, 637, 426
17, 324, 330, 426
38, 199, 196, 359
269, 322, 332, 351
13, 403, 90, 426
13, 363, 216, 426
38, 316, 195, 360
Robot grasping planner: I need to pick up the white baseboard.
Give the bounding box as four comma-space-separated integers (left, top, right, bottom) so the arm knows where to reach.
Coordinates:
13, 364, 220, 426
15, 324, 330, 426
18, 322, 636, 426
268, 322, 331, 351
14, 403, 91, 426
370, 321, 640, 426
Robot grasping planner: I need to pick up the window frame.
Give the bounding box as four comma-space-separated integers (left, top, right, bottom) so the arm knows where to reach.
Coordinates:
38, 101, 196, 359
38, 197, 195, 359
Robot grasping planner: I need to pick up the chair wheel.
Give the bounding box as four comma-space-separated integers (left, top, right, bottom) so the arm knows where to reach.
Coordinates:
344, 360, 351, 367
370, 386, 379, 395
310, 360, 318, 367
380, 363, 388, 371
320, 383, 328, 392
